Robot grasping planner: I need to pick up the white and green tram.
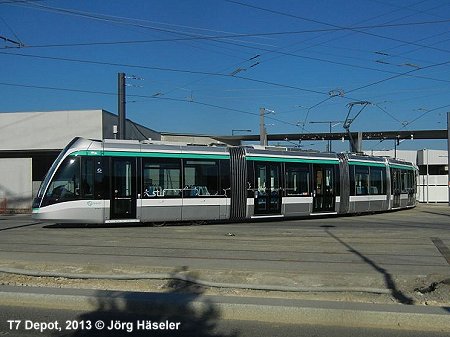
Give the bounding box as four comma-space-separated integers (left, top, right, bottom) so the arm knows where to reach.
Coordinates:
32, 137, 417, 224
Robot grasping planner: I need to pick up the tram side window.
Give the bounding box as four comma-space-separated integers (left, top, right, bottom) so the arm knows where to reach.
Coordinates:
354, 166, 369, 195
183, 160, 220, 197
80, 157, 108, 200
285, 164, 310, 196
142, 158, 181, 197
43, 157, 80, 205
369, 167, 384, 195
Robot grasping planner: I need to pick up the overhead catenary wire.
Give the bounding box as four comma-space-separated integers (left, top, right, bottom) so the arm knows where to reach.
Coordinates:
3, 1, 449, 133
346, 59, 450, 94
3, 45, 450, 91
9, 1, 276, 49
4, 50, 449, 129
14, 0, 447, 106
3, 3, 450, 89
12, 0, 450, 58
249, 0, 443, 74
225, 0, 450, 121
404, 103, 450, 127
225, 0, 450, 55
0, 15, 24, 46
0, 80, 301, 128
4, 18, 450, 50
0, 51, 334, 96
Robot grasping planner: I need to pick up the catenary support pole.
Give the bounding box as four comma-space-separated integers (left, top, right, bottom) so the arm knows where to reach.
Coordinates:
260, 107, 267, 146
118, 72, 126, 140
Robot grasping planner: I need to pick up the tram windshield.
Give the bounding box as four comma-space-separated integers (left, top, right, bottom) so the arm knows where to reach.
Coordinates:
42, 157, 81, 206
33, 138, 80, 208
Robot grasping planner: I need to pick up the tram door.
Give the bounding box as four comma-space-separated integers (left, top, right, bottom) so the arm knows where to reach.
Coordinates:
313, 165, 335, 212
254, 163, 282, 215
111, 158, 137, 219
391, 169, 401, 208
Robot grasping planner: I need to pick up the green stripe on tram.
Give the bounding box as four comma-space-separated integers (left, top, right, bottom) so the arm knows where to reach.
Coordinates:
349, 161, 415, 170
70, 150, 230, 160
246, 156, 339, 164
389, 164, 416, 170
348, 161, 386, 168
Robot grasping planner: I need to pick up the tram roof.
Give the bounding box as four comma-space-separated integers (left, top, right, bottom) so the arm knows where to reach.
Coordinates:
65, 138, 416, 168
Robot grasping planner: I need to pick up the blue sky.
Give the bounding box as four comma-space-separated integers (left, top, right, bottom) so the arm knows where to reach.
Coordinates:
1, 0, 450, 151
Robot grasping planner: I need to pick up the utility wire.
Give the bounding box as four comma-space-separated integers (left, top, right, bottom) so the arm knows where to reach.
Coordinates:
225, 0, 450, 55
0, 15, 24, 46
4, 1, 449, 130
0, 51, 333, 96
4, 4, 450, 86
224, 0, 450, 117
5, 19, 450, 50
13, 1, 275, 47
5, 49, 448, 123
252, 0, 435, 72
0, 80, 299, 127
405, 103, 450, 127
3, 44, 450, 89
347, 59, 450, 94
373, 104, 405, 125
9, 2, 450, 89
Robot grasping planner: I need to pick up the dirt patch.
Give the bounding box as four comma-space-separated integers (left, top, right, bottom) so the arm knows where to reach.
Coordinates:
1, 272, 450, 306
411, 276, 450, 306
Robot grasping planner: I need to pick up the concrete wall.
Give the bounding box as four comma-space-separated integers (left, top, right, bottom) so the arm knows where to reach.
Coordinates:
364, 150, 418, 164
418, 175, 448, 203
102, 111, 161, 141
0, 158, 32, 212
417, 149, 448, 165
417, 149, 449, 203
0, 110, 103, 150
161, 134, 223, 145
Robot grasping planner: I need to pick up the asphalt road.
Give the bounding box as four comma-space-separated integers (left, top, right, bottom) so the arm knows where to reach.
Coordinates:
0, 205, 450, 334
0, 205, 449, 282
1, 302, 449, 337
0, 205, 450, 336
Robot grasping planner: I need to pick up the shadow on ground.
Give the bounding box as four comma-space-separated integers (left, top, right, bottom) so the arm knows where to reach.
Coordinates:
0, 222, 41, 231
324, 229, 415, 305
421, 210, 450, 218
55, 267, 238, 337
